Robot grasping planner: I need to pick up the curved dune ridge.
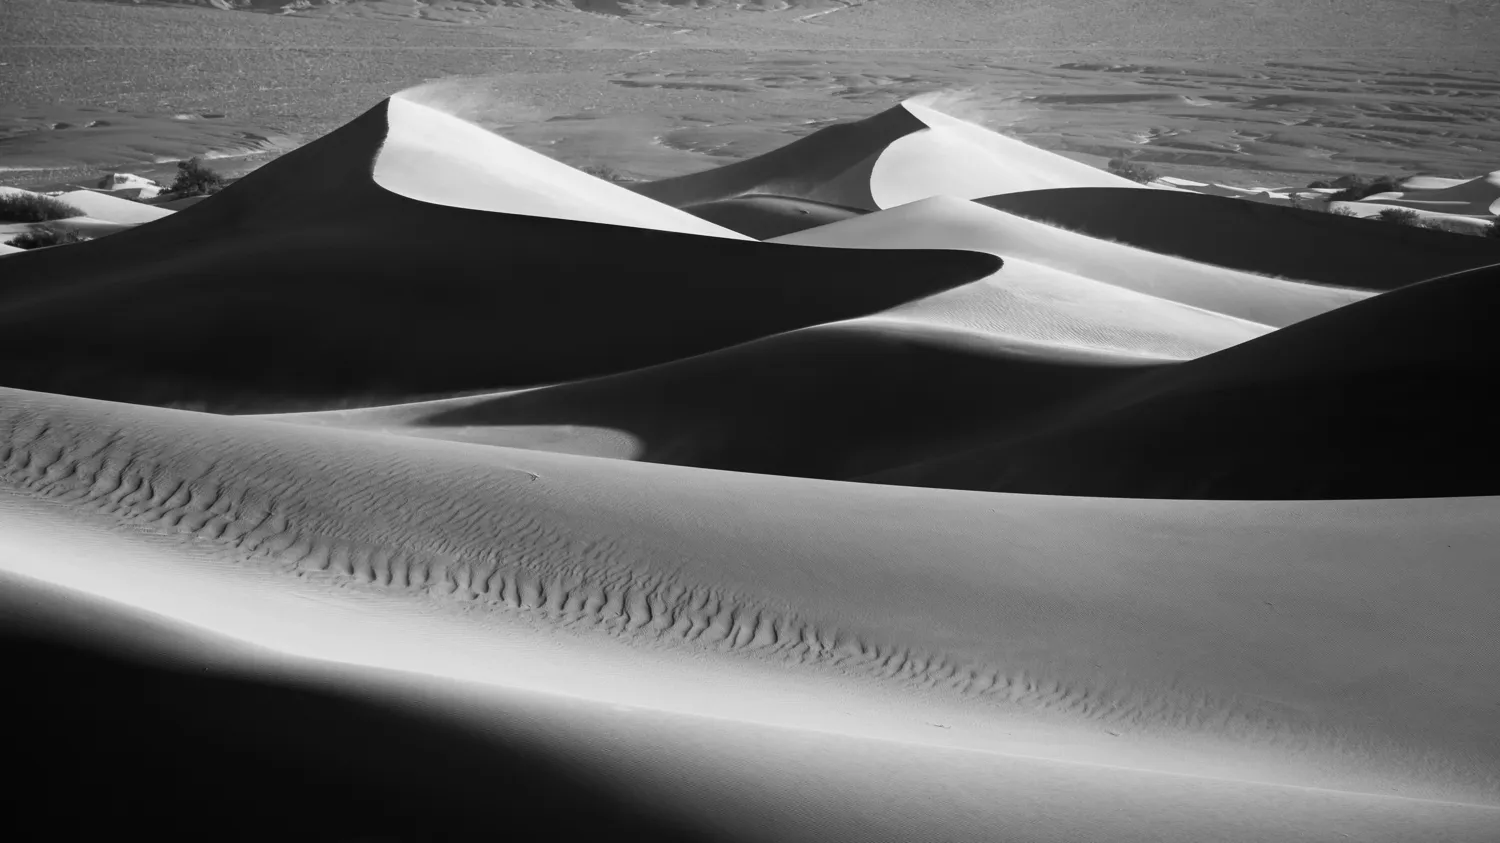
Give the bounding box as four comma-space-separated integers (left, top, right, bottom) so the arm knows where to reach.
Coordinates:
5, 90, 1500, 841
0, 97, 997, 410
980, 187, 1500, 288
2, 388, 1498, 841
635, 97, 1142, 212
771, 195, 1362, 332
872, 262, 1500, 499
1359, 170, 1500, 217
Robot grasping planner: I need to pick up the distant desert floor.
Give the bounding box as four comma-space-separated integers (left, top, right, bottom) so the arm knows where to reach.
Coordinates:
3, 0, 1500, 189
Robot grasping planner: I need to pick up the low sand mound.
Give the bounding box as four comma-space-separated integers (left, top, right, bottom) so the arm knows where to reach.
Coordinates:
773, 196, 1361, 330
1357, 170, 1500, 216
636, 99, 1139, 212
981, 187, 1500, 288
681, 195, 867, 239
0, 242, 21, 256
0, 98, 997, 410
2, 387, 1498, 840
270, 321, 1156, 479
872, 262, 1500, 499
53, 189, 173, 225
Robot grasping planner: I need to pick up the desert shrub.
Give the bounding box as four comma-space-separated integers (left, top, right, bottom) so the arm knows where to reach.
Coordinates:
1107, 157, 1160, 184
1327, 206, 1359, 217
1486, 220, 1500, 239
1328, 174, 1403, 202
5, 224, 90, 250
576, 163, 641, 186
1419, 217, 1479, 236
1375, 208, 1424, 227
0, 192, 85, 223
164, 156, 227, 198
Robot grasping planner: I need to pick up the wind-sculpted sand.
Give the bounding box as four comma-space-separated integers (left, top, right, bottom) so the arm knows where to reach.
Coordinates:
3, 79, 1499, 841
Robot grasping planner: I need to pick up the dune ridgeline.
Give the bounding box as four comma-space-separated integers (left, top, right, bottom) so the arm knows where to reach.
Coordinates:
3, 90, 1499, 842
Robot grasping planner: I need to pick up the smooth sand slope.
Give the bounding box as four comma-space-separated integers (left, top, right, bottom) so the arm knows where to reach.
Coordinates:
772, 195, 1363, 331
0, 98, 996, 409
874, 262, 1500, 499
681, 194, 866, 239
2, 386, 1498, 841
636, 98, 1141, 212
982, 188, 1500, 288
270, 321, 1157, 479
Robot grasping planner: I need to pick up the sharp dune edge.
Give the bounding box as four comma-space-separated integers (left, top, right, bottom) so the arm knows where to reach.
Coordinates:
5, 92, 1500, 841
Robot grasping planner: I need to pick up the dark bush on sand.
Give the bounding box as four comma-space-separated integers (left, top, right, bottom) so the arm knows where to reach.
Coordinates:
165, 157, 227, 198
5, 224, 91, 250
1325, 174, 1403, 202
1107, 157, 1160, 184
0, 192, 85, 223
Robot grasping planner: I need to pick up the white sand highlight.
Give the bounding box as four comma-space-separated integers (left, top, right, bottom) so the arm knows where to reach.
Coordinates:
639, 97, 1144, 212
773, 195, 1364, 331
2, 386, 1498, 841
377, 96, 747, 238
53, 188, 173, 225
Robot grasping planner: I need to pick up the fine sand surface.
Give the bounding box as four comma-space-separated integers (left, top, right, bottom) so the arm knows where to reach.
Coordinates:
3, 387, 1499, 841
6, 48, 1500, 840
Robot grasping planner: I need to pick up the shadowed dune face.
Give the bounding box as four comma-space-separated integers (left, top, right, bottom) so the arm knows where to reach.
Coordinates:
0, 578, 712, 842
0, 99, 997, 410
871, 263, 1500, 499
981, 188, 1500, 288
681, 195, 868, 239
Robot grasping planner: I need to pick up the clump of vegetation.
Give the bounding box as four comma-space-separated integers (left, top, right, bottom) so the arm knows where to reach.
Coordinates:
5, 224, 91, 250
576, 163, 642, 186
1487, 220, 1500, 239
1320, 174, 1404, 202
163, 156, 227, 199
1376, 207, 1424, 227
0, 192, 85, 223
1107, 157, 1160, 184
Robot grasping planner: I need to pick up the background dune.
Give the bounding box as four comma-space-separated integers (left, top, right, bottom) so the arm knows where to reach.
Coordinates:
0, 98, 996, 410
980, 188, 1500, 288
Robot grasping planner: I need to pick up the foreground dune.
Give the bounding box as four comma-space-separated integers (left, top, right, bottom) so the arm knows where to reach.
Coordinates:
2, 386, 1498, 840
981, 187, 1500, 287
874, 262, 1500, 499
637, 98, 1142, 211
0, 98, 996, 409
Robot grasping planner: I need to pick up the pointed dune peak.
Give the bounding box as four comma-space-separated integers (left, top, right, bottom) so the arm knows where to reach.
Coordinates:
641, 97, 1141, 220
868, 102, 1142, 208
0, 98, 998, 411
377, 96, 746, 238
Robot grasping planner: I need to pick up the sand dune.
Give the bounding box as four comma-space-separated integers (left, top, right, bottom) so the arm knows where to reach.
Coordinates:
2, 386, 1498, 841
0, 98, 996, 409
874, 262, 1500, 499
1356, 170, 1500, 217
772, 195, 1362, 330
981, 187, 1500, 288
53, 188, 174, 225
637, 99, 1141, 212
268, 320, 1155, 478
379, 95, 746, 237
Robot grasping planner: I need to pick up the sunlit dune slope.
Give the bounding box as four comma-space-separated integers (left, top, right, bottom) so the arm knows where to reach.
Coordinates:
2, 386, 1499, 829
872, 262, 1500, 499
1359, 171, 1500, 217
981, 188, 1500, 288
270, 321, 1156, 478
0, 98, 997, 410
636, 99, 1140, 211
772, 195, 1360, 330
681, 195, 867, 239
